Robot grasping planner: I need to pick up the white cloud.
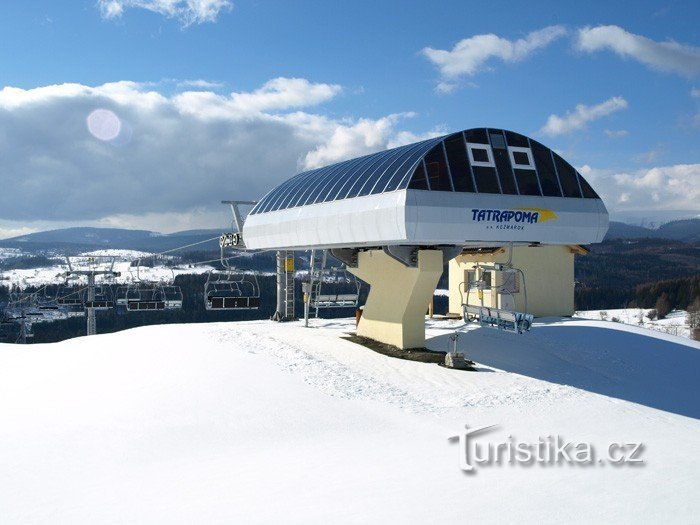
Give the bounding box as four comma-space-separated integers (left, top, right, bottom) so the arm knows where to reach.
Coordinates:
301, 113, 416, 169
228, 77, 341, 113
421, 26, 566, 90
604, 129, 629, 138
578, 163, 700, 212
176, 79, 224, 90
0, 227, 38, 240
0, 79, 428, 229
541, 96, 628, 136
691, 87, 700, 98
576, 25, 700, 77
98, 0, 233, 27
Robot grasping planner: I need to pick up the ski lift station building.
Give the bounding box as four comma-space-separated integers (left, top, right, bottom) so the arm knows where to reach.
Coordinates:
243, 127, 609, 349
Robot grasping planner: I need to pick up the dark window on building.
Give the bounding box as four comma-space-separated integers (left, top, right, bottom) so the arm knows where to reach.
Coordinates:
531, 141, 561, 197
579, 175, 600, 199
471, 147, 490, 163
504, 130, 529, 148
423, 146, 452, 191
408, 163, 429, 190
512, 151, 531, 166
514, 169, 541, 196
553, 154, 582, 198
472, 166, 501, 194
464, 128, 489, 144
444, 134, 474, 192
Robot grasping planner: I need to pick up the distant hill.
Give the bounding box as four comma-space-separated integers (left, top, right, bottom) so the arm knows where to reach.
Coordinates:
605, 218, 700, 242
0, 227, 223, 253
1, 218, 698, 254
655, 219, 700, 242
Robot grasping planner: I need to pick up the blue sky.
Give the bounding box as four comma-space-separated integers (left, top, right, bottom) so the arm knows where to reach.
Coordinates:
0, 0, 698, 236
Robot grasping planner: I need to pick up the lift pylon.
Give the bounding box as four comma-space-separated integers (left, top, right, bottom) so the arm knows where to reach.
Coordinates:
62, 256, 120, 336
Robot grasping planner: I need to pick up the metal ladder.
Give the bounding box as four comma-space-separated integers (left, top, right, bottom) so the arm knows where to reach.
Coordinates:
283, 251, 295, 318
274, 250, 296, 321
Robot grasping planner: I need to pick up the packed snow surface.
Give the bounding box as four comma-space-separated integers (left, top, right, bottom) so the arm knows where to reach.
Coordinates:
1, 317, 698, 523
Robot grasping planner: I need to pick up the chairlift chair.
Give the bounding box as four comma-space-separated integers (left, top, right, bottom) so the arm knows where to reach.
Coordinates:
56, 283, 84, 307
204, 269, 260, 310
161, 285, 183, 310
310, 266, 360, 310
35, 287, 60, 311
461, 258, 533, 334
122, 283, 166, 312
83, 283, 115, 310
122, 259, 183, 312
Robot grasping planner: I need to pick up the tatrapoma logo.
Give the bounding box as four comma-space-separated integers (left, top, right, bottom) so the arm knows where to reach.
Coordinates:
471, 208, 557, 224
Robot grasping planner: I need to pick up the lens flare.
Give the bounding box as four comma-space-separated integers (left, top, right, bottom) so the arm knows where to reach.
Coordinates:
87, 108, 122, 141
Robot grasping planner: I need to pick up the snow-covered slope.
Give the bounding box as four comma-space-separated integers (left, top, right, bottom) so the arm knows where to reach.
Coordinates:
1, 318, 698, 523
577, 308, 692, 339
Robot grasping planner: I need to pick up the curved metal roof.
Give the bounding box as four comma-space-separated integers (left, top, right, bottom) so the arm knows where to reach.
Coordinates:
250, 128, 600, 216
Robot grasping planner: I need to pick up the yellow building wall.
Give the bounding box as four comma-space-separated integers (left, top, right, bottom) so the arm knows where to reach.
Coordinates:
350, 249, 443, 349
448, 245, 576, 318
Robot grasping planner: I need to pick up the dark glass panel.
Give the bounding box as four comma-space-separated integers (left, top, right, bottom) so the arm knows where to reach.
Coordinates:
471, 147, 490, 163
514, 169, 541, 196
464, 128, 489, 144
579, 174, 600, 199
492, 147, 518, 194
489, 131, 506, 149
473, 166, 501, 194
408, 163, 429, 190
531, 141, 561, 197
444, 134, 474, 192
423, 146, 452, 191
512, 151, 531, 166
504, 130, 529, 148
553, 154, 582, 198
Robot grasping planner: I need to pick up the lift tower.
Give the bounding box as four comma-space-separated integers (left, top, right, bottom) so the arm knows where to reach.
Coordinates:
62, 256, 120, 336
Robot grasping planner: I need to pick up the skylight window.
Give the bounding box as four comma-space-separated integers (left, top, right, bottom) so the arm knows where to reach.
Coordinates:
508, 146, 536, 170
467, 143, 495, 168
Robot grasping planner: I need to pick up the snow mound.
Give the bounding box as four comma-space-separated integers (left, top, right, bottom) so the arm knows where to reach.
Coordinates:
0, 317, 698, 523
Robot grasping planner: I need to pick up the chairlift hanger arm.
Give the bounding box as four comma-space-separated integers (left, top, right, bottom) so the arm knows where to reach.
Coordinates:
221, 200, 257, 233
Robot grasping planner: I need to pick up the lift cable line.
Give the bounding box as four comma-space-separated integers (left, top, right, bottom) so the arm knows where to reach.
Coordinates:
157, 236, 222, 256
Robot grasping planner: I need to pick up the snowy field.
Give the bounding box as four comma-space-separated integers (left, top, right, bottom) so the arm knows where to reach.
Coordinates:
0, 249, 271, 289
1, 317, 699, 523
0, 250, 216, 288
577, 308, 693, 339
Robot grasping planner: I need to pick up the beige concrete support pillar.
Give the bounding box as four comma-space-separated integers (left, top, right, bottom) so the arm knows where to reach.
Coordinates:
349, 249, 443, 349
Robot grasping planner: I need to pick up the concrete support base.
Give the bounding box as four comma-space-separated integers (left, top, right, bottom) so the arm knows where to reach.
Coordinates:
349, 249, 443, 350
